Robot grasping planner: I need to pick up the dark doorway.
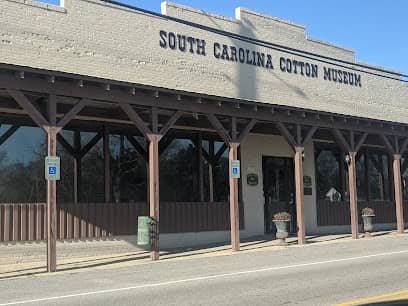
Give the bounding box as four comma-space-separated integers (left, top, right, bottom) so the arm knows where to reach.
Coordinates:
262, 156, 296, 234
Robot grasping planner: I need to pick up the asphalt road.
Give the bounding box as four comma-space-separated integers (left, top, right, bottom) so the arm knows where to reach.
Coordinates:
1, 234, 408, 306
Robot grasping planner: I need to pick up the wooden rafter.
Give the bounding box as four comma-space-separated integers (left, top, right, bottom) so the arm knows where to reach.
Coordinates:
80, 133, 102, 158
236, 119, 257, 143
302, 126, 318, 146
275, 122, 297, 148
125, 134, 147, 160
0, 125, 19, 146
120, 103, 151, 137
7, 89, 49, 130
56, 134, 75, 157
354, 132, 368, 152
159, 110, 182, 136
206, 114, 231, 145
399, 138, 408, 154
57, 98, 88, 128
380, 134, 395, 155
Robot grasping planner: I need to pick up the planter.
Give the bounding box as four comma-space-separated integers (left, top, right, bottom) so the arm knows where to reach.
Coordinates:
273, 219, 290, 245
362, 215, 375, 237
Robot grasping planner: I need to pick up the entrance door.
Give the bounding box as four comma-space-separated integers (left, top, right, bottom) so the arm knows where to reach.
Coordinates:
262, 156, 296, 234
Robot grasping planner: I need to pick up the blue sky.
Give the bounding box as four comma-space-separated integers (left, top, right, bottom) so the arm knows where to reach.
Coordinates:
41, 0, 408, 75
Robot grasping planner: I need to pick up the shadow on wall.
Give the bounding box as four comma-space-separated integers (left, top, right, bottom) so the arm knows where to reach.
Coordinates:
237, 15, 257, 101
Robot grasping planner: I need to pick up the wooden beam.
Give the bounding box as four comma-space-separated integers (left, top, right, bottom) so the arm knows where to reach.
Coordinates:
0, 125, 19, 146
231, 117, 237, 141
125, 135, 147, 160
197, 133, 204, 202
120, 103, 151, 137
348, 152, 359, 239
395, 135, 400, 153
209, 140, 214, 202
393, 154, 405, 233
236, 119, 257, 143
296, 124, 302, 145
301, 126, 318, 146
332, 129, 351, 152
350, 131, 355, 150
7, 89, 50, 130
159, 135, 175, 156
46, 94, 57, 273
2, 72, 408, 138
275, 122, 297, 148
380, 134, 396, 155
401, 157, 408, 174
214, 143, 228, 162
400, 138, 408, 154
56, 134, 75, 157
57, 99, 88, 128
46, 128, 57, 272
73, 131, 82, 204
206, 114, 232, 145
201, 147, 210, 163
104, 125, 111, 203
148, 134, 160, 260
151, 106, 159, 134
159, 110, 182, 136
294, 146, 306, 244
229, 142, 240, 251
354, 132, 368, 152
80, 133, 102, 158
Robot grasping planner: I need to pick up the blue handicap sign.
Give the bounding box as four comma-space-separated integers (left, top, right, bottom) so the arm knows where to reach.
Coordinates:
232, 167, 238, 175
49, 166, 57, 175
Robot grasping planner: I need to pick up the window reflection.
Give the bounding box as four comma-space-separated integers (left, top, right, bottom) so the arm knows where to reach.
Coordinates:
315, 146, 341, 202
0, 125, 46, 203
0, 126, 229, 204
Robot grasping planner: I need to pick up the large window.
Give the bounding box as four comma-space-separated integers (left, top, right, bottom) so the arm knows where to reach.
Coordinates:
355, 151, 391, 201
315, 146, 342, 201
402, 156, 408, 200
0, 125, 46, 203
315, 142, 392, 203
110, 135, 147, 202
0, 126, 229, 203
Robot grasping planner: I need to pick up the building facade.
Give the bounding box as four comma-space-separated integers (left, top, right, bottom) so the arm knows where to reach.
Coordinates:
0, 0, 408, 271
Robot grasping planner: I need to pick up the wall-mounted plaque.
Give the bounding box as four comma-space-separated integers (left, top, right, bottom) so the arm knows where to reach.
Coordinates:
303, 176, 312, 188
304, 187, 313, 195
247, 173, 259, 186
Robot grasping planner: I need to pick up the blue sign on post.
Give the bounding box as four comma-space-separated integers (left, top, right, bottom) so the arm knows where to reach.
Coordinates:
45, 156, 60, 181
230, 160, 240, 179
49, 166, 57, 175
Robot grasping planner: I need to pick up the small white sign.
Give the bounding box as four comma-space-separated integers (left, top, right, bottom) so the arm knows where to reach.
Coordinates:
45, 156, 60, 181
231, 160, 240, 179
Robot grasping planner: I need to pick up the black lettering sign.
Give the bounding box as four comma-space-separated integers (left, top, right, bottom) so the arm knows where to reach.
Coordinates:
159, 30, 362, 87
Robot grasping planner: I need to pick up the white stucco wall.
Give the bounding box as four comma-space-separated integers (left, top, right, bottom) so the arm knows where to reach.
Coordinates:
240, 133, 318, 236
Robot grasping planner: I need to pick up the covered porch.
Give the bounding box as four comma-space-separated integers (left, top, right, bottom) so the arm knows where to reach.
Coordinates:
0, 64, 406, 272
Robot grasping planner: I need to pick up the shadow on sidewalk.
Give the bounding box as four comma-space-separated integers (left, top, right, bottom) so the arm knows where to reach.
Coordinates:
0, 231, 398, 279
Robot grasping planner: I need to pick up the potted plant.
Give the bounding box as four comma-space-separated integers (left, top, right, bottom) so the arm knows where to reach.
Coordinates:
273, 212, 291, 245
361, 207, 375, 237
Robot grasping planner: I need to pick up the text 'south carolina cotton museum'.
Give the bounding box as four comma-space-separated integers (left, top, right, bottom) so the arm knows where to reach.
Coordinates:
0, 0, 407, 271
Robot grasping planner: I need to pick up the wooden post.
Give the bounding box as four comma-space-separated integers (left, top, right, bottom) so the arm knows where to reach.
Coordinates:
104, 125, 111, 202
197, 133, 204, 201
229, 142, 240, 251
348, 152, 359, 239
148, 133, 161, 260
73, 131, 81, 204
393, 154, 405, 233
209, 140, 214, 202
47, 95, 57, 272
294, 147, 306, 244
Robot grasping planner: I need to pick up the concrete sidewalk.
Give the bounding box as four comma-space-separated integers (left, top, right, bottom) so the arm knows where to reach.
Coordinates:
0, 230, 402, 280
